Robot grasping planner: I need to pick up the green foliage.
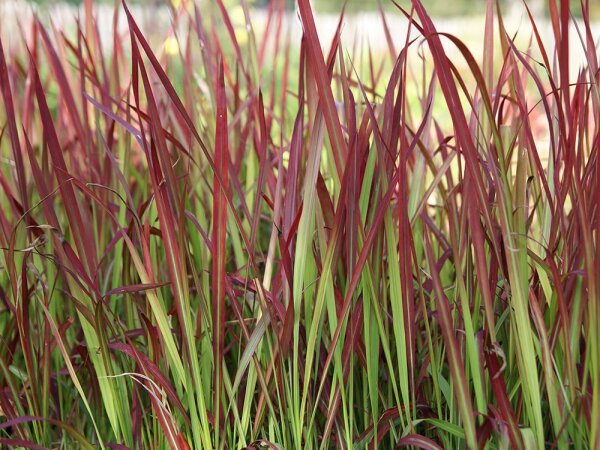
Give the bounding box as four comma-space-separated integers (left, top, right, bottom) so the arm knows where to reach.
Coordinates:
0, 0, 599, 449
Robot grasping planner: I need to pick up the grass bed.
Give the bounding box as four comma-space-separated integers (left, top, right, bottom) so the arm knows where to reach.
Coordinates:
0, 0, 598, 448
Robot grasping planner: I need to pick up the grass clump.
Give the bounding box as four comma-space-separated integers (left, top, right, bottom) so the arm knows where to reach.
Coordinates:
0, 0, 599, 448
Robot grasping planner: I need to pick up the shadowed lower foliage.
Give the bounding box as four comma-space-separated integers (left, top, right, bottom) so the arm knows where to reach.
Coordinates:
0, 0, 599, 448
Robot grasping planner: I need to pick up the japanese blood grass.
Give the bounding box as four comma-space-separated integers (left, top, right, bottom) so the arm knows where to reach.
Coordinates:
0, 0, 599, 448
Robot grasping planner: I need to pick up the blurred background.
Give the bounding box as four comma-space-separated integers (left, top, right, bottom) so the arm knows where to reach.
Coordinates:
15, 0, 600, 17
5, 0, 597, 54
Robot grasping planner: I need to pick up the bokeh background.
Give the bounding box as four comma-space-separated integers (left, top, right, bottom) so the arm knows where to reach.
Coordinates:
20, 0, 600, 17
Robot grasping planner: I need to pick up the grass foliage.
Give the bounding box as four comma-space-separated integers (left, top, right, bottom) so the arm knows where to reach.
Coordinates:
0, 0, 599, 448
